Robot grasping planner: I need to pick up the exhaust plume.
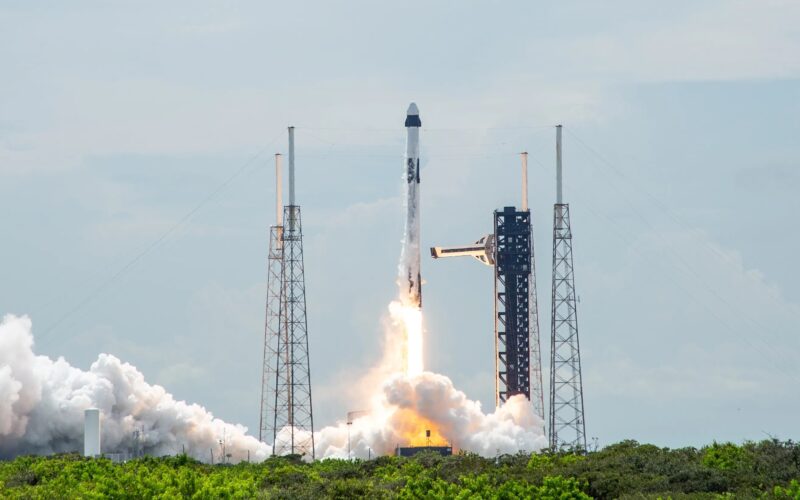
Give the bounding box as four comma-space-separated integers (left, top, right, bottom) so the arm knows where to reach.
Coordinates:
0, 309, 546, 461
309, 298, 547, 459
0, 314, 269, 462
313, 371, 546, 459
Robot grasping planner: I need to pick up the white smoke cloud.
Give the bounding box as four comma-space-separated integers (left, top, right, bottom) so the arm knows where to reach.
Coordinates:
314, 371, 546, 459
1, 309, 545, 462
309, 298, 546, 459
0, 314, 270, 462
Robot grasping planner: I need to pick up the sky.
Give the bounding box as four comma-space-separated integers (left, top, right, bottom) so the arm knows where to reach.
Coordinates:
1, 0, 799, 450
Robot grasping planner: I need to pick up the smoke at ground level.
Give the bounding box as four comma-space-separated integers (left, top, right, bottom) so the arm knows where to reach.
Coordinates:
0, 314, 545, 462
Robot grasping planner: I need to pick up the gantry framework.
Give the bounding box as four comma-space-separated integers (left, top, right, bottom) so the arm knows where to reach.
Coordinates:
429, 204, 545, 421
494, 207, 544, 417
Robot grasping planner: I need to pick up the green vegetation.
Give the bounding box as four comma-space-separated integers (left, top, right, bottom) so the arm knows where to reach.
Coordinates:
1, 440, 798, 499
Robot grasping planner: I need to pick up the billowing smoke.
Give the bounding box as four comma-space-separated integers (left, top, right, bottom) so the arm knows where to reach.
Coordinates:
310, 298, 547, 459
2, 273, 547, 465
0, 314, 269, 462
314, 372, 546, 459
0, 311, 545, 462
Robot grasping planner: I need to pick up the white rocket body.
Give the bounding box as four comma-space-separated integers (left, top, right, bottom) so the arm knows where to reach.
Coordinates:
402, 103, 422, 308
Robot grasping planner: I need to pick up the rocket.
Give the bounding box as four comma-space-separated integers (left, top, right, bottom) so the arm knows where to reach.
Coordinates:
402, 102, 422, 308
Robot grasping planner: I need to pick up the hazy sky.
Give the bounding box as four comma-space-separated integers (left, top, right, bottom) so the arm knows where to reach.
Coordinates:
2, 1, 799, 449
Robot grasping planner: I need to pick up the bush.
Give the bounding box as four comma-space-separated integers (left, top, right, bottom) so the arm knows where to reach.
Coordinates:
1, 440, 798, 498
702, 442, 752, 471
773, 479, 800, 499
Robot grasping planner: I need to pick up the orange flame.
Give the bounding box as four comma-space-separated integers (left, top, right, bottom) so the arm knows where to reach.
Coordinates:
383, 302, 451, 448
393, 408, 448, 447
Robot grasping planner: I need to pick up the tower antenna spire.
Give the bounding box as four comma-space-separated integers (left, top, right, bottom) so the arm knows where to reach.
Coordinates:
275, 154, 283, 226
288, 126, 295, 209
521, 152, 529, 211
556, 125, 563, 204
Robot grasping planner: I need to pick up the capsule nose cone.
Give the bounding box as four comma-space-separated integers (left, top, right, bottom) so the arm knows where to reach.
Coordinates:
405, 102, 421, 127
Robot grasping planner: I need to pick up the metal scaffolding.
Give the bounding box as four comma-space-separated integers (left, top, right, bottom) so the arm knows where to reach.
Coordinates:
494, 207, 542, 409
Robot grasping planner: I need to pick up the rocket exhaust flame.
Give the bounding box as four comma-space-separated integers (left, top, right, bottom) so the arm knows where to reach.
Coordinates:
392, 303, 423, 378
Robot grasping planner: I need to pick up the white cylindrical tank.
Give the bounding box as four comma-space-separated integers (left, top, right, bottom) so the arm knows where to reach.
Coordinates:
84, 408, 101, 457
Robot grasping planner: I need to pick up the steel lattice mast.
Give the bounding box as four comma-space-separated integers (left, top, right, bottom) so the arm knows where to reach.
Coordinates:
260, 127, 315, 458
548, 125, 587, 451
274, 202, 315, 457
259, 154, 286, 446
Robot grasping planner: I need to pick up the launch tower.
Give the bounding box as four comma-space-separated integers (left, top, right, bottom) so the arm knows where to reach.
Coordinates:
493, 205, 543, 412
430, 154, 545, 419
548, 125, 587, 451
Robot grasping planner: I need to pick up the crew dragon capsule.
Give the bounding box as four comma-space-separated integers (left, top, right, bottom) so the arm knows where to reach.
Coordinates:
402, 103, 422, 308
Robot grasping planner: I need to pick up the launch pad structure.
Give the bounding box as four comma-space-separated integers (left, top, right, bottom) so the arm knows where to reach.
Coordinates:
256, 111, 586, 458
430, 153, 546, 421
259, 127, 315, 458
431, 127, 588, 450
493, 205, 544, 415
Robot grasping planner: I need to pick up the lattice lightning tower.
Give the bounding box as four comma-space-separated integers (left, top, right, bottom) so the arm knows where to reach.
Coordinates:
548, 125, 587, 451
259, 127, 315, 458
259, 154, 285, 446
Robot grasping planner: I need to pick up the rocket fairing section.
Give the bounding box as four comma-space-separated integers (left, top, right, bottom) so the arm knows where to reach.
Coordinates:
403, 103, 422, 309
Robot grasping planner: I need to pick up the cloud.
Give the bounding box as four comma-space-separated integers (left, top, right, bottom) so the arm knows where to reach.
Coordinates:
580, 224, 800, 435
537, 0, 800, 83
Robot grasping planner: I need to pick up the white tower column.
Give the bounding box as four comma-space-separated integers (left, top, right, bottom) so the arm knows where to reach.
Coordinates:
84, 408, 101, 457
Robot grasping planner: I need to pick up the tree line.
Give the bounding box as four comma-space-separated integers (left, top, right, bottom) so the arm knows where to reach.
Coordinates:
1, 439, 799, 498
